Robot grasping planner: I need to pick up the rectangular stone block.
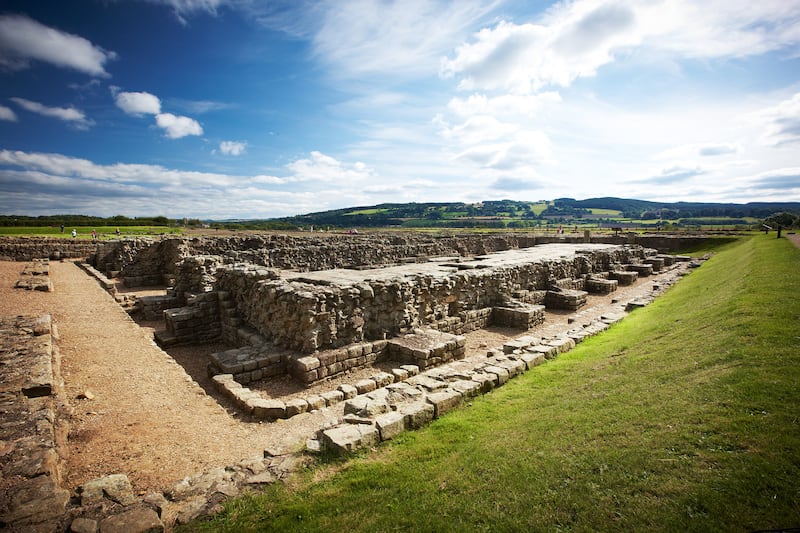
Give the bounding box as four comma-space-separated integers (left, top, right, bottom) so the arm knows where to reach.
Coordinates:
426, 390, 463, 418
401, 402, 435, 429
322, 424, 380, 455
321, 390, 344, 406
375, 411, 406, 441
355, 379, 376, 394
338, 384, 358, 400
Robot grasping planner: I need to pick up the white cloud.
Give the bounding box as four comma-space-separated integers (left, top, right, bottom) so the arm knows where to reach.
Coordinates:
10, 97, 93, 130
219, 141, 247, 156
143, 0, 226, 24
759, 92, 800, 147
286, 151, 374, 182
155, 113, 203, 138
441, 0, 800, 93
0, 105, 17, 122
308, 0, 498, 78
0, 14, 116, 77
0, 149, 384, 219
114, 90, 162, 115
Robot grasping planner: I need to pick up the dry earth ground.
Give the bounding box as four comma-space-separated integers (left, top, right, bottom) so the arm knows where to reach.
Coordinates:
1, 257, 690, 495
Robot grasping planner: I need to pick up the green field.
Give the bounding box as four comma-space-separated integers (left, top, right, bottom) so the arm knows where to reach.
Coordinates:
0, 226, 182, 237
186, 234, 800, 532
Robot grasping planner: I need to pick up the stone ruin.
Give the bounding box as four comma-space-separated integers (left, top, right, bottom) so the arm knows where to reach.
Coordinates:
0, 231, 701, 531
84, 234, 690, 414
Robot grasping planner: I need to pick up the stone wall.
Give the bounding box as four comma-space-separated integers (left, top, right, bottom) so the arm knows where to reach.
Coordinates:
0, 236, 100, 261
0, 315, 70, 531
213, 246, 647, 354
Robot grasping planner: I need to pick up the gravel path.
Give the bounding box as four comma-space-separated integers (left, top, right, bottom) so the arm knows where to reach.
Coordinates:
1, 257, 684, 495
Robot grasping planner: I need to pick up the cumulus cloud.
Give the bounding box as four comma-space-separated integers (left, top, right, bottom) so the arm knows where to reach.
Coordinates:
218, 141, 247, 156
114, 90, 162, 115
0, 14, 116, 76
286, 151, 374, 182
0, 105, 17, 122
10, 97, 93, 130
441, 0, 800, 93
155, 113, 203, 139
759, 92, 800, 147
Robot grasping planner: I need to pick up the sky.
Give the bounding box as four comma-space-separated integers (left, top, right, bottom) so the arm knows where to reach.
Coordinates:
0, 0, 799, 220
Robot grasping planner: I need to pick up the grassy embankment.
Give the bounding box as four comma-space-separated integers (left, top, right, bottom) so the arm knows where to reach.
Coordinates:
188, 235, 799, 532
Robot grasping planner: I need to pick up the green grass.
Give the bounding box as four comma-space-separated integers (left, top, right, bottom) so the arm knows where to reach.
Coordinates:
0, 225, 182, 237
187, 235, 800, 532
587, 208, 623, 216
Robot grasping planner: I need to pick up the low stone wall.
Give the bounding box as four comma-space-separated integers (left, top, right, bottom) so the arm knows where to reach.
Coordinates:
0, 237, 100, 261
0, 315, 70, 531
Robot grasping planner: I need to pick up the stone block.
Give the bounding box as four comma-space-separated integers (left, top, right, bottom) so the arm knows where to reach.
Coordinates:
285, 398, 308, 417
371, 371, 395, 388
337, 383, 358, 400
401, 402, 435, 429
400, 364, 419, 376
375, 411, 406, 441
322, 424, 380, 455
249, 398, 286, 419
294, 356, 320, 372
391, 367, 409, 381
519, 352, 545, 369
305, 395, 326, 411
546, 337, 576, 354
483, 365, 510, 385
529, 344, 558, 359
449, 379, 481, 398
471, 372, 497, 392
99, 506, 164, 533
406, 374, 447, 392
321, 390, 344, 406
355, 379, 376, 394
426, 390, 463, 418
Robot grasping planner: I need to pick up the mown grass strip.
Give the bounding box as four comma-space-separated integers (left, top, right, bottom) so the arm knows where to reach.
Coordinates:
189, 235, 800, 532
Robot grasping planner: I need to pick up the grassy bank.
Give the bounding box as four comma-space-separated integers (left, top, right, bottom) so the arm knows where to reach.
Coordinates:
189, 235, 799, 532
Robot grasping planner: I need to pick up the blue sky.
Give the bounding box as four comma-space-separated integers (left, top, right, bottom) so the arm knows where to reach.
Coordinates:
1, 0, 799, 219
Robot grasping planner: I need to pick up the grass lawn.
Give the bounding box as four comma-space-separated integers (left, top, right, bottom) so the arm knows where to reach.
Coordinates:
187, 235, 800, 532
0, 226, 181, 237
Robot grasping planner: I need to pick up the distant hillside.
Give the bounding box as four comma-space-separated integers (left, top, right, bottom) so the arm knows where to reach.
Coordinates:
231, 197, 799, 230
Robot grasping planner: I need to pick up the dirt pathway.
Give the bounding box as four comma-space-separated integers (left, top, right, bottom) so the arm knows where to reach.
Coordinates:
1, 261, 338, 494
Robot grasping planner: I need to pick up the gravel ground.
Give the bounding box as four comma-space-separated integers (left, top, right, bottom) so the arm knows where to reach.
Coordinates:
1, 257, 690, 495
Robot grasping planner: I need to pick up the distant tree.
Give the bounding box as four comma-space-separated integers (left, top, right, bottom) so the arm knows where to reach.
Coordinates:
764, 212, 799, 228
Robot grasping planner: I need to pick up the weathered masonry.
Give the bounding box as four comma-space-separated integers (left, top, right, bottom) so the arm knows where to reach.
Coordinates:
84, 235, 686, 390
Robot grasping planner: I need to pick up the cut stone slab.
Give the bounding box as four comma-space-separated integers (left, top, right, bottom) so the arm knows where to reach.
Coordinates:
99, 505, 164, 533
80, 473, 137, 506
355, 378, 377, 394
449, 379, 481, 398
322, 424, 380, 455
375, 411, 406, 441
519, 352, 545, 369
545, 337, 576, 354
426, 389, 463, 418
406, 374, 447, 392
483, 365, 510, 386
401, 402, 435, 429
